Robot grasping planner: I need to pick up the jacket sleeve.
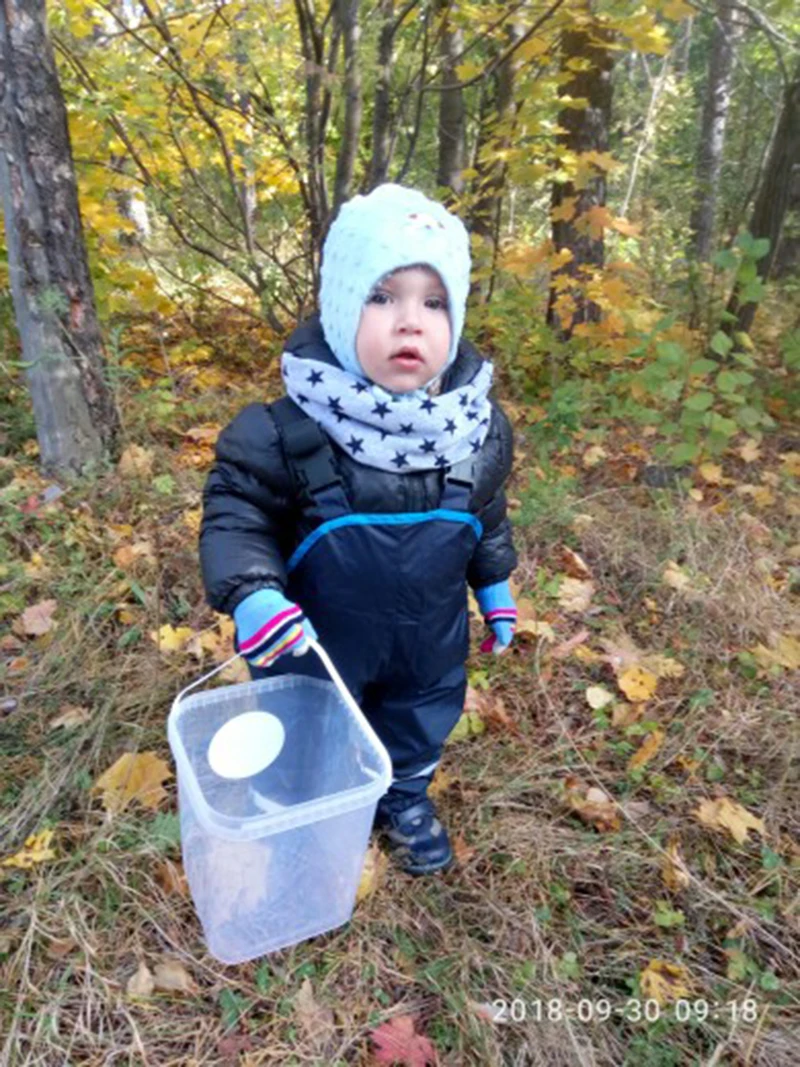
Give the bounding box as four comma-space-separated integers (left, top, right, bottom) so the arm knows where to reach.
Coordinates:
199, 402, 297, 615
467, 398, 518, 590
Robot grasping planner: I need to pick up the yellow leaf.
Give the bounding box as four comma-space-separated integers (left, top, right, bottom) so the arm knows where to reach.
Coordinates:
662, 837, 691, 892
698, 462, 723, 485
612, 702, 642, 727
428, 768, 455, 799
627, 728, 664, 771
609, 216, 641, 238
695, 797, 765, 845
1, 829, 57, 869
447, 710, 486, 743
642, 654, 685, 680
739, 438, 761, 463
582, 444, 607, 469
751, 634, 800, 671
662, 560, 691, 592
516, 619, 556, 641
639, 960, 692, 1005
779, 451, 800, 478
92, 752, 172, 814
551, 196, 577, 224
573, 645, 604, 664
586, 686, 615, 710
564, 777, 620, 833
355, 843, 388, 903
557, 577, 595, 614
118, 444, 155, 478
152, 959, 197, 994
149, 624, 194, 653
126, 961, 155, 997
516, 36, 549, 60
618, 665, 658, 703
663, 0, 694, 18
736, 484, 775, 509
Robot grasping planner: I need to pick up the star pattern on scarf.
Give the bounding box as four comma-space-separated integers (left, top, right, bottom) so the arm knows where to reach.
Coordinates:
470, 439, 481, 453
459, 394, 469, 408
399, 422, 414, 435
421, 439, 436, 453
444, 418, 457, 435
351, 381, 369, 393
435, 455, 448, 468
372, 401, 390, 419
307, 369, 324, 386
419, 397, 436, 413
327, 395, 347, 422
391, 451, 409, 468
347, 435, 364, 455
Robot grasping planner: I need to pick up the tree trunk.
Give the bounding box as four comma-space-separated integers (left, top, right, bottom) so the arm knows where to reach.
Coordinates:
467, 16, 523, 301
689, 0, 741, 262
726, 66, 800, 335
546, 14, 614, 337
436, 0, 465, 197
0, 0, 118, 475
368, 0, 395, 188
332, 0, 362, 213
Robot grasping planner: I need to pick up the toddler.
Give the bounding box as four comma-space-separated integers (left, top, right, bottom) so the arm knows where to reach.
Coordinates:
200, 184, 518, 875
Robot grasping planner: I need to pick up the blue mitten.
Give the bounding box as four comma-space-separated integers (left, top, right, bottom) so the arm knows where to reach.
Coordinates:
475, 580, 517, 655
234, 589, 318, 669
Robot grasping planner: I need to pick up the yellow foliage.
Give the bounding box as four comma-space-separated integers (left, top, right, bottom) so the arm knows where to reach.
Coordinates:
627, 728, 664, 771
639, 961, 692, 1005
92, 752, 172, 814
617, 665, 658, 703
695, 797, 765, 845
1, 829, 57, 870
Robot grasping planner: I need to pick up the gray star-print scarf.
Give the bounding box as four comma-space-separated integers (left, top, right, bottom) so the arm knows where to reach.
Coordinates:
280, 351, 494, 473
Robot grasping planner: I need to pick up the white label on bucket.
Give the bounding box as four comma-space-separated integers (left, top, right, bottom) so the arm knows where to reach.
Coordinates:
207, 712, 286, 780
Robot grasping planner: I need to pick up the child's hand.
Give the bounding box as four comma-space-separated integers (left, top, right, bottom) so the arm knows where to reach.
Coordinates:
475, 580, 517, 656
233, 589, 318, 668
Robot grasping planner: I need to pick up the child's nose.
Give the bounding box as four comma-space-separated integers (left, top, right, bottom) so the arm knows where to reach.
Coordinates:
397, 301, 423, 331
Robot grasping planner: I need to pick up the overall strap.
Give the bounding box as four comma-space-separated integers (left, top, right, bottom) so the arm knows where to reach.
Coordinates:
440, 455, 475, 511
270, 396, 351, 517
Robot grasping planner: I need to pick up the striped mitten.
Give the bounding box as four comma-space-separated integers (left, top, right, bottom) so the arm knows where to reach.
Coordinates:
475, 580, 517, 655
233, 589, 318, 668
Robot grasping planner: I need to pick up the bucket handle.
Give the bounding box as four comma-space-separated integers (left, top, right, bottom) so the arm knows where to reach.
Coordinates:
173, 638, 360, 722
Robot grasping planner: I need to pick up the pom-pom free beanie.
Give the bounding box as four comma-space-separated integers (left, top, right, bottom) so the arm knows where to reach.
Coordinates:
319, 184, 471, 387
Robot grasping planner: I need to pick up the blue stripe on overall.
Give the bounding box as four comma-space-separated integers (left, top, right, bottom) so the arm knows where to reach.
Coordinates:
248, 397, 480, 804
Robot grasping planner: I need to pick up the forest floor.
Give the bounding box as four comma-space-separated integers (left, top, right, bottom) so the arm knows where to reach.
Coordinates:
0, 307, 799, 1067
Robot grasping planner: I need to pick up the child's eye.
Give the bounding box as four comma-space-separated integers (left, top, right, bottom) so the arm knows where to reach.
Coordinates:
366, 290, 390, 305
426, 296, 448, 311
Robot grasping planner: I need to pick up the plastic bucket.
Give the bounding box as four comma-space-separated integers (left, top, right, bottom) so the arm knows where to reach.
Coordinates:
167, 639, 392, 964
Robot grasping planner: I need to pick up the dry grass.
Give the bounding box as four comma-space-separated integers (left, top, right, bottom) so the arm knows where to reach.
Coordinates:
2, 394, 799, 1065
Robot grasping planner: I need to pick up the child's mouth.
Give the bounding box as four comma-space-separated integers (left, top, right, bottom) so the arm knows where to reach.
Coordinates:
391, 348, 423, 368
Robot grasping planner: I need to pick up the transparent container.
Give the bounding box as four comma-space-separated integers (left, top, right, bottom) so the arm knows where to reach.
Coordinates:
167, 640, 392, 964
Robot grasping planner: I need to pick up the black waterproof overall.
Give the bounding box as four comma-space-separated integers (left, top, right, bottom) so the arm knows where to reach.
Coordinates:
248, 397, 480, 805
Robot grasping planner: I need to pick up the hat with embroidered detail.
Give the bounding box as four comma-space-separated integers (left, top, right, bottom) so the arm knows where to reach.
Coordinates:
319, 184, 471, 390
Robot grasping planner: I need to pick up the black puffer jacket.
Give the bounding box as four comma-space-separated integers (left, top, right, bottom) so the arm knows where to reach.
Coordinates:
200, 315, 517, 616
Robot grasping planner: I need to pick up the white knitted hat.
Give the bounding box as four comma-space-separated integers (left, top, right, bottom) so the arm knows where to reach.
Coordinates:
319, 184, 471, 388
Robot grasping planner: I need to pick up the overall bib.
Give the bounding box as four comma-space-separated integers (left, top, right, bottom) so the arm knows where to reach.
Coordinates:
249, 397, 482, 804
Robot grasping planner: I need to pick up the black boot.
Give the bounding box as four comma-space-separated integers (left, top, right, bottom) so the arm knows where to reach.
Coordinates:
375, 794, 452, 876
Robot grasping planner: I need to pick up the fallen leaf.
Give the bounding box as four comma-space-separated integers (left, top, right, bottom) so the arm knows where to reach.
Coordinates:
149, 624, 194, 653
736, 484, 775, 509
371, 1014, 436, 1067
113, 541, 156, 570
217, 1033, 254, 1063
155, 859, 189, 898
453, 833, 476, 865
92, 752, 172, 814
428, 768, 454, 799
1, 829, 56, 869
153, 959, 196, 994
45, 937, 79, 960
559, 546, 593, 579
447, 710, 485, 743
16, 599, 58, 637
611, 702, 642, 727
50, 705, 91, 731
582, 445, 607, 469
627, 729, 665, 771
126, 961, 155, 997
586, 686, 615, 711
618, 665, 658, 703
516, 619, 556, 641
643, 654, 685, 679
118, 444, 155, 478
662, 837, 691, 892
662, 561, 691, 592
739, 439, 761, 463
695, 797, 765, 845
779, 451, 800, 477
557, 577, 595, 614
564, 777, 620, 833
751, 634, 800, 671
294, 978, 335, 1050
639, 960, 692, 1004
356, 843, 388, 903
573, 644, 604, 664
698, 462, 723, 485
468, 1000, 506, 1023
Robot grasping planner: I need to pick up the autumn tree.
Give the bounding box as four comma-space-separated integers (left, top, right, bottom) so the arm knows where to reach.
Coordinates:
0, 0, 119, 475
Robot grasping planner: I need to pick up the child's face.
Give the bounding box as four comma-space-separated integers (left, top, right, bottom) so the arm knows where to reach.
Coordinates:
355, 265, 451, 392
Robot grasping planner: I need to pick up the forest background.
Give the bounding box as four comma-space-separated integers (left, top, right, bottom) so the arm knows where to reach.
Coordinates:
0, 1, 799, 1065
